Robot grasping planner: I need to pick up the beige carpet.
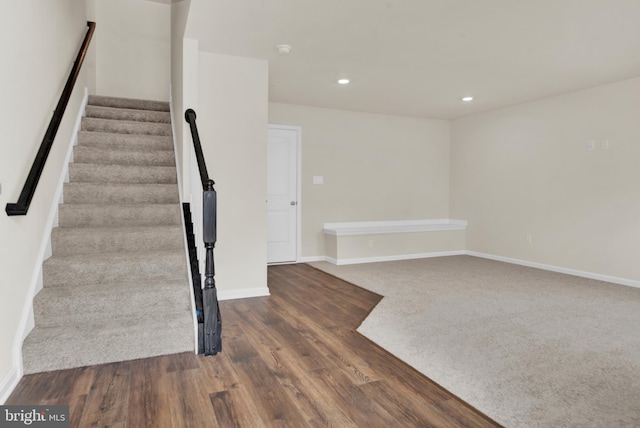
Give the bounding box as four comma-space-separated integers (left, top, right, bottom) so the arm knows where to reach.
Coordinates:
23, 95, 194, 374
310, 256, 640, 427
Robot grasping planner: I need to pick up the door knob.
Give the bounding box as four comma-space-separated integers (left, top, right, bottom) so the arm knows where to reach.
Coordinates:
290, 201, 297, 206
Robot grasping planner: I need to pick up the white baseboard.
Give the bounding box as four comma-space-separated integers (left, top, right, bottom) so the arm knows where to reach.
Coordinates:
178, 202, 199, 354
467, 251, 640, 289
298, 256, 327, 263
328, 250, 466, 266
0, 367, 19, 404
298, 250, 639, 288
267, 256, 327, 265
218, 287, 270, 301
267, 260, 298, 266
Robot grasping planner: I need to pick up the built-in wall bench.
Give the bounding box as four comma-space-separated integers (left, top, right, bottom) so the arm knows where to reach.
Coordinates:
323, 219, 467, 265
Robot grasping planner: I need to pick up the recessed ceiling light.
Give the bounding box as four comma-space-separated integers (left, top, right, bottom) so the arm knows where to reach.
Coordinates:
337, 79, 350, 85
461, 96, 474, 102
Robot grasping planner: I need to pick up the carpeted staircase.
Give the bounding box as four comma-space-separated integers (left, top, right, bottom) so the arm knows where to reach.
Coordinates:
22, 95, 195, 374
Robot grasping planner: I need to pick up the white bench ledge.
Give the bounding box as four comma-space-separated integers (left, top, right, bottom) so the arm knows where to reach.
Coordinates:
323, 219, 467, 236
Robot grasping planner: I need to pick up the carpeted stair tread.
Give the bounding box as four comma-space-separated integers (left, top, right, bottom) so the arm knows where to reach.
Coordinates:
73, 146, 175, 166
88, 95, 170, 112
85, 105, 171, 124
34, 280, 191, 327
23, 94, 194, 375
68, 163, 177, 184
82, 117, 172, 136
43, 250, 187, 288
58, 203, 182, 227
22, 311, 193, 374
77, 131, 173, 151
63, 182, 179, 204
51, 225, 184, 255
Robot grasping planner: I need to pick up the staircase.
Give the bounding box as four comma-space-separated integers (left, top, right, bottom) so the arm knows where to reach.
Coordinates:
22, 95, 195, 374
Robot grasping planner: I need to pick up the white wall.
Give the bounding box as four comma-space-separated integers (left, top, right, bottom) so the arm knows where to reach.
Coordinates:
269, 103, 451, 258
0, 0, 88, 398
451, 76, 640, 282
85, 0, 97, 94
197, 52, 269, 297
178, 39, 199, 200
95, 0, 171, 101
170, 0, 191, 198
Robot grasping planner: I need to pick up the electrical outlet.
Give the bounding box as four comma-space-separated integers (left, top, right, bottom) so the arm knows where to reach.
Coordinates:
526, 234, 533, 244
587, 140, 596, 151
602, 139, 610, 149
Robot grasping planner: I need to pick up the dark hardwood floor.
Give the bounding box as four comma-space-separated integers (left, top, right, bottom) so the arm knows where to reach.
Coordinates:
7, 264, 500, 427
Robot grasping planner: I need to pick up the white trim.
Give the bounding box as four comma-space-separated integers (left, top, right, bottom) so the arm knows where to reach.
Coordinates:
324, 219, 468, 236
298, 256, 327, 263
170, 85, 197, 352
179, 203, 199, 353
328, 250, 466, 266
10, 88, 89, 393
0, 367, 20, 404
268, 124, 302, 263
170, 85, 200, 353
218, 287, 271, 301
466, 251, 640, 289
168, 84, 183, 202
312, 250, 639, 288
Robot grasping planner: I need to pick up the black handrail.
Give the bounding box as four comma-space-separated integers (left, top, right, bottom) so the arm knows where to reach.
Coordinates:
184, 109, 212, 190
184, 108, 222, 356
6, 21, 96, 216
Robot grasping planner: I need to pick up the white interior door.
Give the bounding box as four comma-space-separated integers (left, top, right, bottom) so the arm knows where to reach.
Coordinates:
267, 126, 298, 263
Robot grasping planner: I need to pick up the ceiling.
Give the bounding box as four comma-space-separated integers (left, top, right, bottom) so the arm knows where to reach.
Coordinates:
186, 0, 640, 119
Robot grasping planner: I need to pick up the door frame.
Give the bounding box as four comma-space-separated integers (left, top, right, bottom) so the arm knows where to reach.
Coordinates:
267, 124, 302, 263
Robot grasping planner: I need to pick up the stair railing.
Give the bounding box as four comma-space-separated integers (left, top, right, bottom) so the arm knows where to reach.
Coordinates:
184, 108, 222, 355
6, 21, 96, 216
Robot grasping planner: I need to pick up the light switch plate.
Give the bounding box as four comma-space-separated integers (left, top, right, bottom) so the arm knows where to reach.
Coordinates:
312, 176, 324, 185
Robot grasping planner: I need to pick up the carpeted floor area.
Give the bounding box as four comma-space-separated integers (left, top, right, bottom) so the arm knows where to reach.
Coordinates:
310, 255, 640, 427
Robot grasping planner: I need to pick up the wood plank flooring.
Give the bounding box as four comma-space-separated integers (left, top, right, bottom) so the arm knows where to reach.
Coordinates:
7, 264, 500, 427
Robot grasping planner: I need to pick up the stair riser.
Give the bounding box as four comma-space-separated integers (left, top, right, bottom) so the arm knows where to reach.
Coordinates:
43, 253, 187, 287
64, 183, 179, 204
88, 95, 170, 112
22, 313, 193, 374
82, 118, 172, 136
68, 164, 177, 184
34, 285, 191, 327
85, 105, 171, 124
51, 227, 184, 256
73, 147, 175, 167
77, 131, 173, 151
58, 205, 182, 228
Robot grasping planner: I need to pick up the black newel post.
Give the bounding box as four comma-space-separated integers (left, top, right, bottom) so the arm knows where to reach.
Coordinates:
184, 108, 222, 355
202, 179, 222, 355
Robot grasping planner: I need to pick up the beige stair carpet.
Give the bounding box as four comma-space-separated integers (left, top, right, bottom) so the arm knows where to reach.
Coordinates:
22, 95, 195, 374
